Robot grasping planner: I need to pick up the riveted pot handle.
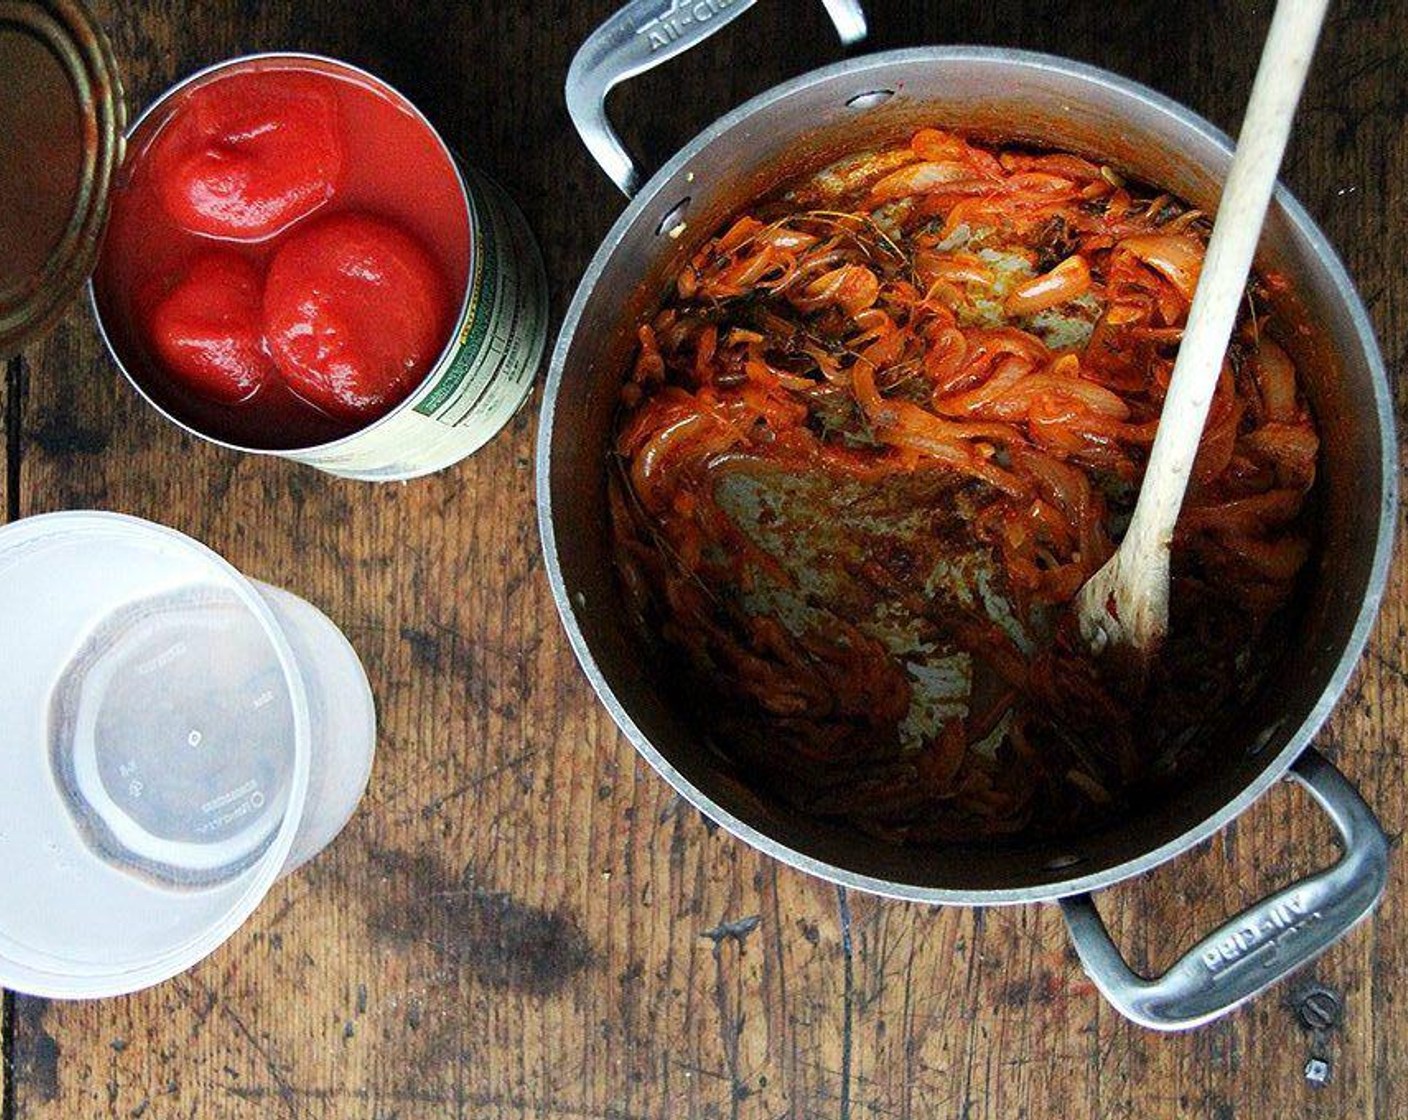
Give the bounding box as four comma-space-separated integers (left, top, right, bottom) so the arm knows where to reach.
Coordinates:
1059, 749, 1389, 1031
566, 0, 868, 198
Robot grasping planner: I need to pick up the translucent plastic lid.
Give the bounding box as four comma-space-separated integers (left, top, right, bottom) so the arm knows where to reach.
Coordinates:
0, 512, 309, 997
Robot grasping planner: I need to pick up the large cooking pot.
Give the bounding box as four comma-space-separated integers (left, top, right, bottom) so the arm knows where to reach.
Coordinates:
536, 0, 1397, 1029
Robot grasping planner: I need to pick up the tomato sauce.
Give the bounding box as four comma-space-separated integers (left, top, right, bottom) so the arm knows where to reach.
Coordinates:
94, 60, 471, 449
611, 128, 1321, 844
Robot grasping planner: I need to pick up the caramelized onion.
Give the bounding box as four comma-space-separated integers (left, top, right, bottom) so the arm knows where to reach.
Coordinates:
1004, 255, 1092, 316
611, 125, 1319, 845
1118, 233, 1204, 301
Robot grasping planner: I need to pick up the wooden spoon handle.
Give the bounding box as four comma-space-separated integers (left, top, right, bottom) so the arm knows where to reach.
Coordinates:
1121, 0, 1330, 566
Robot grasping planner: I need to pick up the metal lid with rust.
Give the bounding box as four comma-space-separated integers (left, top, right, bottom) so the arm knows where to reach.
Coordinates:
0, 0, 123, 358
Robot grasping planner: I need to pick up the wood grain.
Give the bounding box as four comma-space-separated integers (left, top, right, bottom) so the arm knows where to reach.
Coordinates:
3, 2, 1406, 1118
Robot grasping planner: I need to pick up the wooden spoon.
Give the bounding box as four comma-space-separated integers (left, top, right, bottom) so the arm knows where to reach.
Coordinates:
1074, 0, 1331, 660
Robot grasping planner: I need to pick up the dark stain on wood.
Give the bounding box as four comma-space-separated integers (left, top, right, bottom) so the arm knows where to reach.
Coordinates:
26, 411, 109, 456
657, 793, 688, 824
701, 915, 761, 950
1001, 970, 1068, 1008
10, 998, 58, 1103
399, 619, 533, 688
367, 849, 593, 995
1001, 978, 1035, 1007
400, 626, 442, 672
281, 470, 316, 509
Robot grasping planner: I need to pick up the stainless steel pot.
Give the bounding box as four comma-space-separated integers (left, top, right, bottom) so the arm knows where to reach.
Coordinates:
536, 0, 1397, 1030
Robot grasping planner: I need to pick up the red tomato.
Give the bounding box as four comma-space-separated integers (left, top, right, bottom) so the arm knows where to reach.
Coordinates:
262, 213, 451, 421
148, 253, 274, 405
152, 72, 342, 241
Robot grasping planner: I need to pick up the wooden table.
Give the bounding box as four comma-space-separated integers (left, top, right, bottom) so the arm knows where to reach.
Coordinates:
3, 1, 1405, 1116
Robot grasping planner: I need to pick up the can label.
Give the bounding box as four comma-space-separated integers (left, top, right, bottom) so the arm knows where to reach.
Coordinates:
295, 165, 548, 480
414, 166, 545, 426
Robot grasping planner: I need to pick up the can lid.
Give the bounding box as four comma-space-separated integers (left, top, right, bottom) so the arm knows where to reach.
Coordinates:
0, 0, 124, 358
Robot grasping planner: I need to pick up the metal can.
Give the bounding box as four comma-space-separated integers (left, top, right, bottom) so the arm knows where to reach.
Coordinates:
0, 0, 124, 359
90, 53, 548, 481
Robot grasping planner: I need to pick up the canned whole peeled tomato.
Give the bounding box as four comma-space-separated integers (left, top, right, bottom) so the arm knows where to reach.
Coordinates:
91, 53, 548, 481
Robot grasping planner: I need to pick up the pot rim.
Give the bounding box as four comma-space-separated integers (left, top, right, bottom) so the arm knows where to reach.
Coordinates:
536, 45, 1398, 905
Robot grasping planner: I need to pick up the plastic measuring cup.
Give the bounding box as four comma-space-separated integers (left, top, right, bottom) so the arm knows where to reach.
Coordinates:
0, 510, 375, 997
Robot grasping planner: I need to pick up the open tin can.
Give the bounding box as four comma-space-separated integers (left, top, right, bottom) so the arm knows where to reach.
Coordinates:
0, 0, 123, 356
2, 8, 548, 480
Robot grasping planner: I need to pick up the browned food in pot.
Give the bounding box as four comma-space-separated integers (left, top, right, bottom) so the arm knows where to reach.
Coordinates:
610, 127, 1320, 843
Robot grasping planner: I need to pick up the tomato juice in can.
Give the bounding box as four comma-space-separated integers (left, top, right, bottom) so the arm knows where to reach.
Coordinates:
90, 53, 548, 481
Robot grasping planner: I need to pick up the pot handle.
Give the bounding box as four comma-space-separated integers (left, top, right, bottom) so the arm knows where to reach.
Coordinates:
566, 0, 868, 198
1060, 748, 1389, 1031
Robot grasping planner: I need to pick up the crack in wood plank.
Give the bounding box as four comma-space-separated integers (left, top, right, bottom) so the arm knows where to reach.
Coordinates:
706, 912, 754, 1120
220, 1005, 301, 1120
1, 988, 13, 1120
5, 354, 25, 522
837, 886, 855, 1120
413, 748, 539, 822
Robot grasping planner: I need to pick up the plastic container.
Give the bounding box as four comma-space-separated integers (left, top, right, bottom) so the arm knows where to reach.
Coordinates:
0, 511, 375, 997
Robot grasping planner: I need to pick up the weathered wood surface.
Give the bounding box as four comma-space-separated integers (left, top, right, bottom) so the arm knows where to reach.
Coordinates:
2, 1, 1405, 1117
